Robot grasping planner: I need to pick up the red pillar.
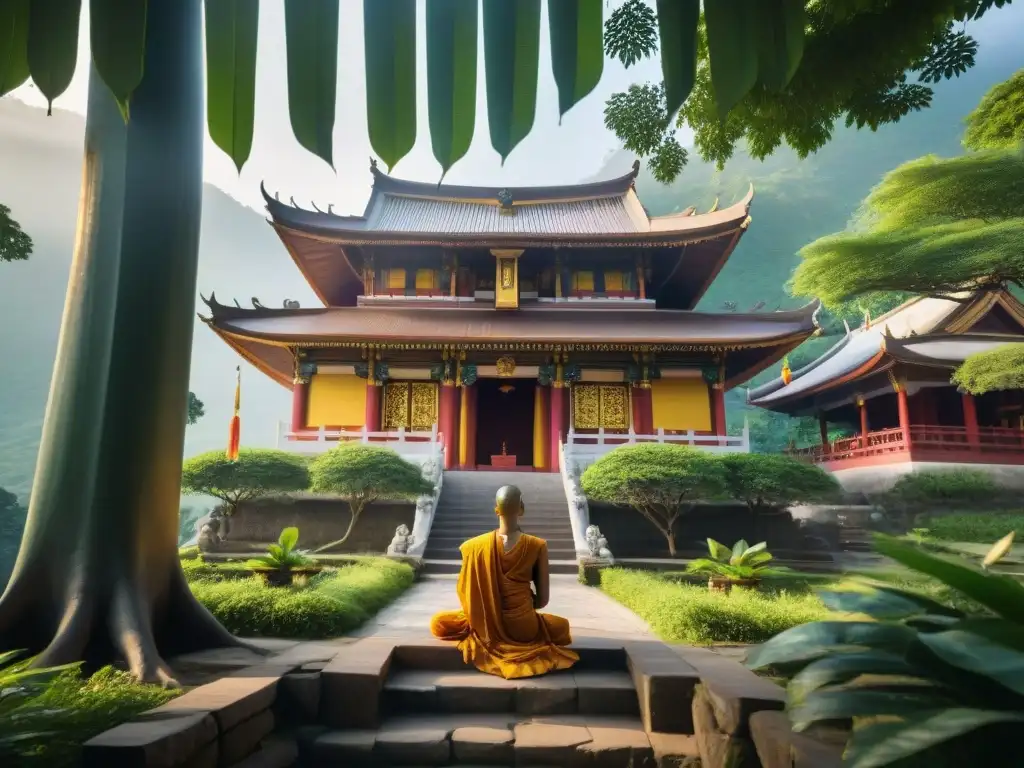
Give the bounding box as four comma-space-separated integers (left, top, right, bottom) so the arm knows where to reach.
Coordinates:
364, 382, 382, 432
290, 378, 310, 435
897, 387, 912, 448
711, 386, 727, 436
963, 392, 980, 450
631, 386, 644, 434
439, 382, 458, 469
549, 384, 566, 471
859, 400, 869, 448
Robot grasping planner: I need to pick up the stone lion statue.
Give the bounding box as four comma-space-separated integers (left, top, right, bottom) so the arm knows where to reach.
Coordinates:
585, 525, 613, 562
387, 524, 414, 556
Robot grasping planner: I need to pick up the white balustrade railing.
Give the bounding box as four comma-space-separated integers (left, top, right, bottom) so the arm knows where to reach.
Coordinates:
562, 423, 750, 473
276, 422, 444, 464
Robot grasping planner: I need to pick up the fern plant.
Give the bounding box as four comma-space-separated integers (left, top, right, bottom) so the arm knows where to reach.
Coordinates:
685, 538, 789, 582
245, 527, 313, 571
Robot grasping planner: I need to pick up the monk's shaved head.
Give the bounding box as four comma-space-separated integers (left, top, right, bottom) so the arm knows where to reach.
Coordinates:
495, 485, 524, 517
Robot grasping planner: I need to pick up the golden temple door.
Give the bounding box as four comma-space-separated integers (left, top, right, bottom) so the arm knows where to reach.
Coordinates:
572, 384, 630, 431
382, 382, 439, 431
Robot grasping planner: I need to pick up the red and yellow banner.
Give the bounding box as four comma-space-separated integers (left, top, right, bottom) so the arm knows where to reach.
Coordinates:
226, 366, 241, 461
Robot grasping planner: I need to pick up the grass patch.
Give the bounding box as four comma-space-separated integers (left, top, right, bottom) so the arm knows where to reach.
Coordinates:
599, 568, 830, 645
189, 557, 415, 639
1, 666, 178, 767
915, 512, 1024, 544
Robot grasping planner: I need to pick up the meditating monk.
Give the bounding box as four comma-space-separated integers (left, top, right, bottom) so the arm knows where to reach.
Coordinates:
429, 484, 579, 679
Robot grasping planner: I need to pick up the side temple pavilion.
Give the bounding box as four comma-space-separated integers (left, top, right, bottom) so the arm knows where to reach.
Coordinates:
748, 290, 1024, 492
203, 161, 819, 472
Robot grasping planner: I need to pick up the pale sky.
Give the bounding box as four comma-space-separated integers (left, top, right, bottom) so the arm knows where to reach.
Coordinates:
11, 0, 667, 213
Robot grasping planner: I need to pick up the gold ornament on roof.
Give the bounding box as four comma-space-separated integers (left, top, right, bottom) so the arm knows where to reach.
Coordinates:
496, 356, 516, 377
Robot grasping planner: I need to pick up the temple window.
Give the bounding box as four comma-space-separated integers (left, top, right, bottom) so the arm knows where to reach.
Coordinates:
571, 270, 595, 296
385, 267, 407, 294
415, 268, 441, 295
572, 384, 629, 431
604, 269, 636, 297
382, 381, 438, 430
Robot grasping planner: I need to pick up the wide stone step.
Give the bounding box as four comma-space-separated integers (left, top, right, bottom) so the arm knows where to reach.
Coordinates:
423, 559, 580, 575
383, 669, 639, 718
308, 713, 693, 767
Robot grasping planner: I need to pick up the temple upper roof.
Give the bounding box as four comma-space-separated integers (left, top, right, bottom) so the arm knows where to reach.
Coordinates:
261, 160, 753, 243
748, 289, 1024, 413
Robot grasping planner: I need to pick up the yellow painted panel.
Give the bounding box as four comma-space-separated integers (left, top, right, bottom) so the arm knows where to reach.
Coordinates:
415, 268, 437, 290
307, 374, 367, 428
573, 270, 594, 292
604, 270, 624, 291
651, 379, 711, 432
387, 268, 406, 290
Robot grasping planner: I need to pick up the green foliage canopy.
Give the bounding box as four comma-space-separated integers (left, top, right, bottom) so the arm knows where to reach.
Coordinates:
963, 67, 1024, 151
952, 343, 1024, 395
186, 391, 204, 426
180, 448, 310, 513
580, 443, 728, 556
719, 453, 839, 511
0, 203, 32, 263
308, 444, 432, 553
885, 469, 1001, 510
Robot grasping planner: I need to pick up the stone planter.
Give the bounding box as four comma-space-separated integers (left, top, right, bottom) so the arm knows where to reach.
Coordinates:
708, 577, 760, 594
254, 567, 323, 587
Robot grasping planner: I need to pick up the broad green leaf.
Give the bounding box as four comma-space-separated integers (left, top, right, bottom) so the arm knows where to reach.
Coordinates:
205, 0, 258, 173
874, 534, 1024, 624
268, 544, 285, 561
866, 583, 965, 618
729, 538, 748, 564
483, 0, 541, 162
0, 649, 25, 668
90, 0, 147, 118
364, 0, 417, 171
285, 0, 339, 167
745, 551, 773, 567
0, 0, 30, 97
655, 0, 699, 116
707, 538, 731, 561
951, 618, 1024, 651
425, 0, 477, 177
746, 621, 917, 670
753, 0, 805, 92
788, 651, 920, 704
982, 531, 1015, 568
548, 0, 603, 119
279, 526, 299, 552
703, 0, 759, 122
918, 629, 1024, 697
737, 541, 767, 564
817, 588, 932, 620
27, 0, 81, 114
790, 689, 957, 732
845, 708, 1024, 768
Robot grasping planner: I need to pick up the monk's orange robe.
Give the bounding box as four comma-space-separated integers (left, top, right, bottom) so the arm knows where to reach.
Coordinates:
429, 531, 579, 679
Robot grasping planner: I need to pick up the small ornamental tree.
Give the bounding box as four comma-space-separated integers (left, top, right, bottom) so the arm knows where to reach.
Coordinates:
180, 449, 310, 516
952, 343, 1024, 395
0, 204, 33, 263
718, 453, 840, 512
186, 392, 205, 426
308, 444, 433, 553
580, 444, 728, 557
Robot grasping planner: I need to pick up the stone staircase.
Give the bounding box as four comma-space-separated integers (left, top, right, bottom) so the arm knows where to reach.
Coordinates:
423, 472, 578, 574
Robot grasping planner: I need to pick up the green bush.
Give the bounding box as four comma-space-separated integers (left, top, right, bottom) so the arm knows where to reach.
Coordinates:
919, 512, 1024, 543
581, 444, 728, 556
181, 448, 310, 514
885, 469, 1001, 509
190, 557, 414, 638
0, 665, 177, 766
717, 453, 839, 510
599, 568, 829, 644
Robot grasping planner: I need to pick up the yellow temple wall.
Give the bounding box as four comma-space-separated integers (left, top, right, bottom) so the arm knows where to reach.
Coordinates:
651, 379, 712, 432
306, 373, 367, 428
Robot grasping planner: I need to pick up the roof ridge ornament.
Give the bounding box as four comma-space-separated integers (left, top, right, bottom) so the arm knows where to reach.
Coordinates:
497, 188, 515, 216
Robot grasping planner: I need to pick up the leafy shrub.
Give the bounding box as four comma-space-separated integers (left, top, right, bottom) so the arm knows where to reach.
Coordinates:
581, 444, 728, 556
747, 533, 1024, 767
0, 663, 177, 766
718, 453, 839, 510
308, 444, 433, 553
920, 512, 1024, 543
190, 558, 414, 638
245, 526, 314, 570
884, 469, 1001, 509
599, 568, 828, 644
685, 539, 789, 582
181, 448, 310, 514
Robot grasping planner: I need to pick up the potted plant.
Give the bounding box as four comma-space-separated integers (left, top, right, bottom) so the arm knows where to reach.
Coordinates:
245, 527, 320, 587
685, 538, 787, 593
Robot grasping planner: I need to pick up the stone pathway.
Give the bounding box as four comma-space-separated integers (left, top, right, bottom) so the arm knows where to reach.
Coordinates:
352, 574, 653, 638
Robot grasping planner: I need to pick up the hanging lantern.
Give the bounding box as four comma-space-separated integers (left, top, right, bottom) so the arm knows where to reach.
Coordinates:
781, 357, 793, 385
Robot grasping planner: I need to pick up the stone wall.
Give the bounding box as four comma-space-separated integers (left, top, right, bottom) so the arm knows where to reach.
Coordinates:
588, 501, 836, 560
222, 497, 415, 554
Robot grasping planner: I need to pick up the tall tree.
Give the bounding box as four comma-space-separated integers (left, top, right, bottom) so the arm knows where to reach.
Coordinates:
790, 69, 1024, 306
0, 204, 32, 263
186, 392, 205, 426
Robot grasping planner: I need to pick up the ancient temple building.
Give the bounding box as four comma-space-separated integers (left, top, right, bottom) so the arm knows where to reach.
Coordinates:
749, 289, 1024, 491
203, 161, 818, 471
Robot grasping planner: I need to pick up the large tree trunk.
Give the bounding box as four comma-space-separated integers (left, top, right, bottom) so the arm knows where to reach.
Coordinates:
0, 0, 246, 684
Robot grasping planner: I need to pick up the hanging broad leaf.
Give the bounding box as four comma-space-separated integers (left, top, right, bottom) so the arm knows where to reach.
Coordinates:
789, 689, 960, 733
0, 0, 30, 97
90, 0, 148, 119
284, 0, 339, 168
364, 0, 417, 171
746, 621, 918, 671
655, 0, 699, 117
426, 0, 477, 177
204, 0, 259, 173
753, 0, 805, 92
483, 0, 541, 163
787, 651, 918, 704
703, 0, 759, 122
548, 0, 603, 120
27, 0, 81, 114
982, 531, 1016, 568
